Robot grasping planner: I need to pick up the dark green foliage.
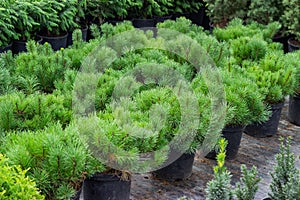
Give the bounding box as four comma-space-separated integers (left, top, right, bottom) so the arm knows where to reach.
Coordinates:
269, 137, 300, 200
11, 0, 44, 40
36, 0, 77, 36
127, 0, 174, 19
1, 124, 104, 200
235, 165, 261, 200
247, 0, 283, 25
0, 154, 45, 200
203, 0, 248, 27
282, 0, 300, 41
171, 0, 203, 14
0, 1, 18, 47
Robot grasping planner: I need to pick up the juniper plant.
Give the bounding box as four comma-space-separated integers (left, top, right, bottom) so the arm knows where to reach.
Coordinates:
269, 137, 300, 200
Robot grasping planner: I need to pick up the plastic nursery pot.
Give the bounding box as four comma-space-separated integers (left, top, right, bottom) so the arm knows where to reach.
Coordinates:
12, 37, 43, 55
152, 152, 195, 181
171, 12, 191, 20
154, 15, 172, 24
188, 8, 205, 26
38, 33, 68, 51
71, 188, 81, 200
0, 43, 12, 53
132, 18, 156, 28
205, 125, 245, 160
288, 94, 300, 126
67, 27, 88, 47
244, 102, 284, 138
82, 172, 131, 200
288, 38, 300, 52
272, 33, 290, 54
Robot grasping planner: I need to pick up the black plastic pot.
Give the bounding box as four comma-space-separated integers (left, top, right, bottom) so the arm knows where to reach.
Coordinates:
154, 15, 172, 24
0, 43, 12, 53
67, 27, 88, 47
132, 18, 156, 28
82, 173, 131, 200
245, 102, 284, 138
272, 33, 290, 53
288, 94, 300, 126
38, 33, 68, 51
152, 153, 195, 181
288, 38, 300, 52
12, 37, 43, 54
171, 13, 191, 20
188, 8, 205, 26
71, 188, 81, 200
206, 125, 244, 160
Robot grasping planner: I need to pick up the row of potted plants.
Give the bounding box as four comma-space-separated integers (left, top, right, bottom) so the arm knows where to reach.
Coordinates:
0, 18, 299, 199
204, 0, 300, 52
0, 0, 205, 53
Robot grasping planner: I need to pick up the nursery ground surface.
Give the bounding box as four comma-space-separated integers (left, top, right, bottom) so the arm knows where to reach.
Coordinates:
130, 98, 300, 200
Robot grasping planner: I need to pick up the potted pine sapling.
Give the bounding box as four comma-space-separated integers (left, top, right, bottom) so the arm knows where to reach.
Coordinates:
287, 50, 300, 126
267, 137, 300, 200
0, 124, 103, 200
205, 139, 261, 200
11, 0, 44, 54
0, 1, 18, 53
76, 87, 177, 198
37, 0, 77, 50
244, 51, 298, 137
76, 59, 203, 184
193, 68, 270, 160
203, 0, 248, 29
0, 154, 45, 200
282, 0, 300, 52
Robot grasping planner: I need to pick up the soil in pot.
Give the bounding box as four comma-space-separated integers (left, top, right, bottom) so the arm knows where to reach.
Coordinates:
152, 152, 195, 181
82, 172, 131, 200
0, 43, 12, 53
288, 38, 300, 52
244, 102, 284, 138
205, 125, 244, 160
288, 94, 300, 126
38, 33, 68, 51
12, 37, 43, 54
67, 27, 88, 47
272, 32, 290, 53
